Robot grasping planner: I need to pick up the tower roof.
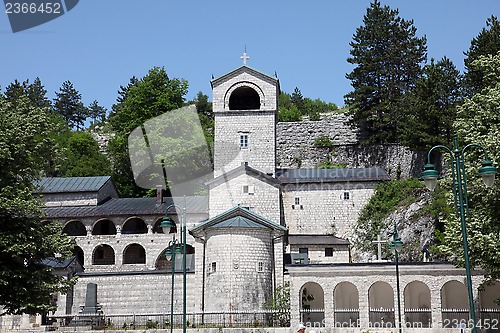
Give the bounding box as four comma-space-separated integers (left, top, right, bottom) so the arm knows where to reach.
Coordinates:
210, 65, 279, 90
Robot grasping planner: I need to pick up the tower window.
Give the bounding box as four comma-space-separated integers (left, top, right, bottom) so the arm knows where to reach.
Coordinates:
257, 261, 264, 272
294, 197, 300, 205
211, 262, 217, 273
243, 185, 254, 194
343, 192, 350, 200
240, 134, 248, 148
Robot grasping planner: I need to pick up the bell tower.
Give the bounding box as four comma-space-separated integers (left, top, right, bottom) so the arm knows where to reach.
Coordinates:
211, 55, 280, 178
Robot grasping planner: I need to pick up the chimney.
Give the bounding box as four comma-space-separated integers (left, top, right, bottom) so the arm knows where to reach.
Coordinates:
156, 185, 163, 206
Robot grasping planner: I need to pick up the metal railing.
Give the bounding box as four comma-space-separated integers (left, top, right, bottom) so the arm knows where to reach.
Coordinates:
404, 308, 432, 328
49, 310, 291, 330
442, 308, 469, 324
334, 308, 359, 327
299, 308, 325, 327
369, 308, 395, 327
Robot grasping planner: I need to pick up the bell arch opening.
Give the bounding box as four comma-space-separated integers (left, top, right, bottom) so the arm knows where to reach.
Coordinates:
229, 86, 260, 110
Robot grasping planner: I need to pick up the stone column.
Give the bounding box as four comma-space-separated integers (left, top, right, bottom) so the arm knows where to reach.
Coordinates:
323, 282, 335, 328
358, 283, 369, 328
290, 278, 301, 328
430, 277, 442, 329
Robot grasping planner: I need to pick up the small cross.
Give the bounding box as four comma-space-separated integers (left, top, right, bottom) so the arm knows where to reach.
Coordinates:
372, 234, 387, 261
240, 48, 250, 65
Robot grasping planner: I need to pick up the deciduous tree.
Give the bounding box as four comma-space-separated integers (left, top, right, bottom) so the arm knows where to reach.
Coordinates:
0, 94, 75, 315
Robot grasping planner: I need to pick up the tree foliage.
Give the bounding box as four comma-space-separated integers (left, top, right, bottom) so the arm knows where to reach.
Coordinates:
87, 100, 107, 125
464, 16, 500, 96
264, 281, 290, 326
59, 131, 111, 177
345, 0, 427, 144
0, 94, 75, 315
402, 57, 462, 150
108, 67, 188, 197
278, 90, 336, 122
53, 80, 88, 130
439, 53, 500, 284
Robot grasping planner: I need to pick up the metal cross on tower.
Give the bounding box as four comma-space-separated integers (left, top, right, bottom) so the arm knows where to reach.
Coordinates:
240, 47, 250, 65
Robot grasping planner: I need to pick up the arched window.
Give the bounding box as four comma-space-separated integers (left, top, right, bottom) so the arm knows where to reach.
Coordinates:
72, 246, 84, 267
63, 220, 86, 236
92, 219, 117, 235
92, 245, 115, 265
122, 217, 148, 234
229, 86, 260, 110
123, 243, 146, 264
155, 244, 195, 271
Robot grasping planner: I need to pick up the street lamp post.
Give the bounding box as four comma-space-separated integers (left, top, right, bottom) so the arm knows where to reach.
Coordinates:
421, 133, 496, 333
390, 223, 403, 333
160, 203, 187, 333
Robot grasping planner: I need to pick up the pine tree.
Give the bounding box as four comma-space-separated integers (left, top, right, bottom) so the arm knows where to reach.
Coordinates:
402, 57, 462, 150
290, 87, 304, 114
345, 0, 427, 144
53, 80, 88, 129
87, 100, 107, 124
464, 16, 500, 96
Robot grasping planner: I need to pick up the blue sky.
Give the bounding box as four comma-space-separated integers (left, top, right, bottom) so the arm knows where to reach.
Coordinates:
1, 1, 499, 112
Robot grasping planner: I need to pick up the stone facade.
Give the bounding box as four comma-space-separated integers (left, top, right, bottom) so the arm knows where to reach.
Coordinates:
208, 168, 281, 222
203, 228, 274, 312
212, 66, 279, 177
282, 182, 378, 239
277, 115, 428, 179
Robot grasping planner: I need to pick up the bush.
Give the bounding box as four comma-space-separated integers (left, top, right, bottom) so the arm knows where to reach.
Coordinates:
313, 135, 334, 148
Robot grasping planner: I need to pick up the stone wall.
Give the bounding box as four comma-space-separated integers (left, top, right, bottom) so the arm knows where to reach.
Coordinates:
277, 114, 427, 179
204, 228, 274, 312
282, 181, 378, 239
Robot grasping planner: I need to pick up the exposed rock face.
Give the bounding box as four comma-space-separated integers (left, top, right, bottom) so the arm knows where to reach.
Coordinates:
89, 125, 114, 155
353, 189, 436, 263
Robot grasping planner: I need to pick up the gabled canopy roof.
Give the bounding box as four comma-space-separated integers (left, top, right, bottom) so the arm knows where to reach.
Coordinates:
190, 205, 287, 235
211, 65, 279, 90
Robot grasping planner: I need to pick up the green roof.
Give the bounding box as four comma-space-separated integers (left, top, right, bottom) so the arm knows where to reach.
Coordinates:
35, 176, 111, 193
206, 215, 267, 230
190, 205, 287, 233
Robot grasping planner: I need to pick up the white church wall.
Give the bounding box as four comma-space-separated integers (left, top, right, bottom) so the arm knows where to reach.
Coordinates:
282, 181, 378, 239
290, 244, 349, 264
213, 112, 276, 177
209, 173, 280, 223
288, 263, 484, 330
204, 228, 274, 312
69, 272, 199, 315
